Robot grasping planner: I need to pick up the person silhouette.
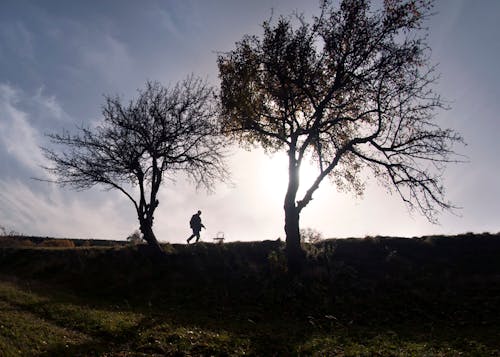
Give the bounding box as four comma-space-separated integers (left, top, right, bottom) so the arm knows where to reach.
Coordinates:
187, 210, 205, 244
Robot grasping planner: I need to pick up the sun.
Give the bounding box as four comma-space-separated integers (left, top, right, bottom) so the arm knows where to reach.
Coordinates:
261, 152, 321, 201
298, 160, 320, 194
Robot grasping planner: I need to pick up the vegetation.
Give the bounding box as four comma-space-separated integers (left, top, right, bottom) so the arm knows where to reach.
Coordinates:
126, 230, 144, 245
0, 226, 20, 237
218, 0, 463, 269
1, 233, 499, 355
300, 227, 324, 244
42, 77, 228, 255
0, 3, 481, 355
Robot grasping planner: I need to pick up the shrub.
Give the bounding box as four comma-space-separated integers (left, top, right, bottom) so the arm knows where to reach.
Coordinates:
0, 237, 34, 248
39, 239, 76, 248
300, 228, 323, 244
126, 230, 144, 245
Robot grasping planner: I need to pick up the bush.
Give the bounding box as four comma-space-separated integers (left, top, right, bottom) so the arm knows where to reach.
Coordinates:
126, 230, 144, 245
0, 237, 35, 248
39, 239, 76, 248
300, 227, 323, 244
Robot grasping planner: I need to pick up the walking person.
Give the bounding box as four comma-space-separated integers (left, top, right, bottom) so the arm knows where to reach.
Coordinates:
187, 210, 205, 244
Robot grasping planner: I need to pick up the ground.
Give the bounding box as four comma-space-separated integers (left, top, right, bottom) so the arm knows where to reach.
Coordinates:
0, 233, 499, 356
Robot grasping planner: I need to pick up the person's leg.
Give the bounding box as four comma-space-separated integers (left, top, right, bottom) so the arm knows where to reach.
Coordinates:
195, 231, 200, 243
187, 233, 195, 243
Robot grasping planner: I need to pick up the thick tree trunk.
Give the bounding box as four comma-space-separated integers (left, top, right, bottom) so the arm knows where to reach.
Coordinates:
284, 201, 304, 273
140, 219, 164, 257
284, 152, 305, 274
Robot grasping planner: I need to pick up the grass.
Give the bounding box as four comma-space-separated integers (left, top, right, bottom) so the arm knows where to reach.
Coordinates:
0, 233, 500, 355
1, 278, 498, 356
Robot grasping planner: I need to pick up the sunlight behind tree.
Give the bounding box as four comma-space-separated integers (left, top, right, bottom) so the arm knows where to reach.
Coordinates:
218, 0, 463, 271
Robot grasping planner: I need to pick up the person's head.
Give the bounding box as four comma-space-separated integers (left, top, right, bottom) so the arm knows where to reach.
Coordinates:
197, 210, 202, 215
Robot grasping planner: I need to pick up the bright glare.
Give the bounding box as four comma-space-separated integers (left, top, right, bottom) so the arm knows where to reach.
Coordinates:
228, 149, 440, 241
260, 152, 322, 202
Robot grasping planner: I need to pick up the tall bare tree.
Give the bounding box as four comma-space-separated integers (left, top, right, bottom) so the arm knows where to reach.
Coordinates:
218, 0, 463, 270
43, 76, 228, 254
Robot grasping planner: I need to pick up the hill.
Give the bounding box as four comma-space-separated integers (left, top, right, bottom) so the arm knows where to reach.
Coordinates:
0, 233, 499, 355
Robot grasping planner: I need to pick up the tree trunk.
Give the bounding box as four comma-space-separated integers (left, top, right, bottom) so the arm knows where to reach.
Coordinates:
140, 219, 164, 257
284, 201, 304, 274
284, 152, 305, 274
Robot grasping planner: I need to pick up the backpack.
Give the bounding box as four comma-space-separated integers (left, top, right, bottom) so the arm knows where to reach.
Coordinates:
189, 214, 197, 228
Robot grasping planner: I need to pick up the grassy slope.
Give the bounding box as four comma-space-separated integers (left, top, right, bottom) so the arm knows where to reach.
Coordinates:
0, 233, 499, 356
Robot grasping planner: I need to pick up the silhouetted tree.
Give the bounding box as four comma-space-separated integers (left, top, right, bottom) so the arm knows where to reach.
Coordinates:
43, 76, 228, 255
218, 0, 463, 271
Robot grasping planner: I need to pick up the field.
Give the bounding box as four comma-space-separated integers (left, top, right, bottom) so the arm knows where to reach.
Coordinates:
0, 233, 499, 356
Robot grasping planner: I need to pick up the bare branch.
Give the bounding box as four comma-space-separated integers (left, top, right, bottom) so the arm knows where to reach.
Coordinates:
42, 76, 229, 248
218, 0, 463, 250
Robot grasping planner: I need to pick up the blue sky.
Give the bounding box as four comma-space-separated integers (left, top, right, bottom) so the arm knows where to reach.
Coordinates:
0, 0, 499, 242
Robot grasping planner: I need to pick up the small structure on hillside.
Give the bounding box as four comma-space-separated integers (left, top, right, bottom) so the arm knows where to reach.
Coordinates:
213, 232, 225, 244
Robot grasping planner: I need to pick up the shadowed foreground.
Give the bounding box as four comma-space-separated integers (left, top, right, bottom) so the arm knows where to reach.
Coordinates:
0, 233, 500, 355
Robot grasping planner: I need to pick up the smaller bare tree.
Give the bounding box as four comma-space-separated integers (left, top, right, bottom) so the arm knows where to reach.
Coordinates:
43, 76, 228, 255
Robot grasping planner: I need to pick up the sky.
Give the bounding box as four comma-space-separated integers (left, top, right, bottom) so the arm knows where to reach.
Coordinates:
0, 0, 499, 243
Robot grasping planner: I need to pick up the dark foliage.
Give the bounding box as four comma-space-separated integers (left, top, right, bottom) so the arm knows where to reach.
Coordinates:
218, 0, 463, 268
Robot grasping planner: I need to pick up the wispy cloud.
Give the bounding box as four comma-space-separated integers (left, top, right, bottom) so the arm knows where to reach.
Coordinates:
154, 1, 201, 40
79, 34, 134, 84
33, 87, 67, 121
0, 179, 135, 239
0, 21, 34, 60
0, 84, 46, 172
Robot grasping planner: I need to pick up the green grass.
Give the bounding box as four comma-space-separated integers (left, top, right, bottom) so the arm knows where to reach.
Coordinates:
0, 279, 253, 356
0, 278, 499, 356
1, 233, 500, 355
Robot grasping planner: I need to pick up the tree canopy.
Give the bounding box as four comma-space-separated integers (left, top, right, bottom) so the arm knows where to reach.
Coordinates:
218, 0, 463, 269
